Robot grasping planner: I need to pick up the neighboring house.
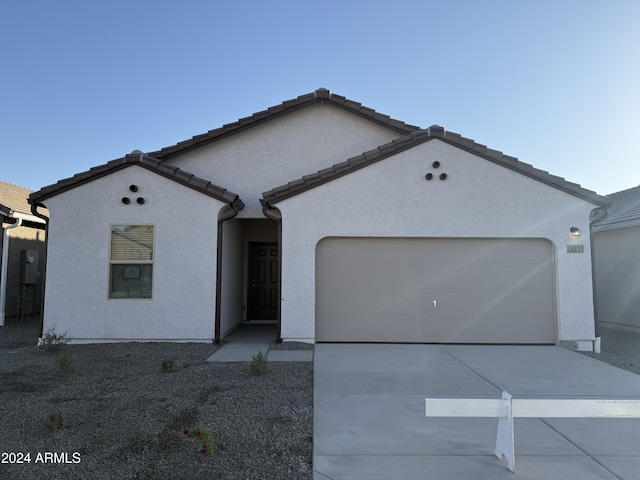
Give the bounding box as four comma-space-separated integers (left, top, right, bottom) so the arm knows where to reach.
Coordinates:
593, 185, 640, 332
0, 180, 48, 325
29, 89, 609, 349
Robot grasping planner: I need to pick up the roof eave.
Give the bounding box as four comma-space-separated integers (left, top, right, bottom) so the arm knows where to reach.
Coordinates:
29, 153, 242, 208
435, 137, 610, 208
261, 126, 610, 208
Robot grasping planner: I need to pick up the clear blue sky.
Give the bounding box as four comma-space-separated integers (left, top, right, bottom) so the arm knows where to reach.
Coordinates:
2, 0, 639, 196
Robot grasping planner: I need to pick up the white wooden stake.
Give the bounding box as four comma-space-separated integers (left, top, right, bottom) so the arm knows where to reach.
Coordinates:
495, 391, 515, 472
425, 391, 640, 473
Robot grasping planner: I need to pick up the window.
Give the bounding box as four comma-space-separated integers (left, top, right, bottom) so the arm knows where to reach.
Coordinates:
109, 225, 154, 298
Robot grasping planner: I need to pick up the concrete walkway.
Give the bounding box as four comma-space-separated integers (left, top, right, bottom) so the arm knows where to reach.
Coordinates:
206, 324, 313, 362
313, 344, 640, 480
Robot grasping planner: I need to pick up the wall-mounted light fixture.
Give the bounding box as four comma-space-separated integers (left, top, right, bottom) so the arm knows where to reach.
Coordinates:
570, 227, 581, 237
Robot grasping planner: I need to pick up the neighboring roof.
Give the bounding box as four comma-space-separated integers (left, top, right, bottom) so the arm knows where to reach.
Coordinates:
261, 125, 610, 208
29, 152, 243, 209
0, 180, 48, 226
593, 184, 640, 230
0, 180, 38, 215
148, 88, 420, 160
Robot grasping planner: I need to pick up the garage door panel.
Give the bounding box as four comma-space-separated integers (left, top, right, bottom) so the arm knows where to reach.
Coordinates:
318, 288, 428, 316
316, 237, 556, 344
432, 289, 554, 316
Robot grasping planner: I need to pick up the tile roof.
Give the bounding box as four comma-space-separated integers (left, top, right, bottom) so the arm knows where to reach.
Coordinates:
261, 125, 610, 208
29, 152, 243, 209
0, 180, 49, 216
0, 180, 32, 214
592, 184, 640, 228
148, 88, 420, 160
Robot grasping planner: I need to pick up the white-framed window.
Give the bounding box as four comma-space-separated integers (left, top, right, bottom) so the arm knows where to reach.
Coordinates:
109, 225, 154, 299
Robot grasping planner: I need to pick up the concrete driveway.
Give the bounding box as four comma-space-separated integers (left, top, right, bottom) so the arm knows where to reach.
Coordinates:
313, 344, 640, 480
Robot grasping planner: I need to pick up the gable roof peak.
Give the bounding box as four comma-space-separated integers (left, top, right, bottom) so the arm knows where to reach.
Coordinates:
29, 152, 243, 208
150, 89, 420, 160
262, 125, 609, 208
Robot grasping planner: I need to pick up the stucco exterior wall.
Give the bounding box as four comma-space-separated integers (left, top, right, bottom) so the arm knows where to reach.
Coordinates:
169, 103, 402, 217
42, 166, 226, 342
219, 219, 243, 338
594, 226, 640, 331
275, 140, 598, 345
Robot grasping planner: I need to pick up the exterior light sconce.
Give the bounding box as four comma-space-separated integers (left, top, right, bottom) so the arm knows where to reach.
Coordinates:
570, 227, 581, 238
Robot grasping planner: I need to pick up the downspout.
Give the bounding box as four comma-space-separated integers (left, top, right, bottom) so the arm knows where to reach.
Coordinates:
1, 218, 22, 326
589, 206, 609, 353
261, 202, 282, 343
30, 202, 49, 338
214, 200, 243, 343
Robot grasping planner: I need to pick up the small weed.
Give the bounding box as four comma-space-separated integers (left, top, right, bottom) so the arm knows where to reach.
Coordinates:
183, 427, 219, 455
41, 327, 71, 353
45, 413, 67, 432
161, 358, 175, 373
57, 354, 73, 374
250, 351, 267, 376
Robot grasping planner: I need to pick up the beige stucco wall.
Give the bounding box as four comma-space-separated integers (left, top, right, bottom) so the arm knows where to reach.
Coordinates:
275, 140, 598, 345
3, 224, 46, 317
169, 103, 403, 217
42, 166, 227, 342
594, 226, 640, 331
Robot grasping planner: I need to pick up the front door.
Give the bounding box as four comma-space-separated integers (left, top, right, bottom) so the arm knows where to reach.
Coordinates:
248, 243, 278, 320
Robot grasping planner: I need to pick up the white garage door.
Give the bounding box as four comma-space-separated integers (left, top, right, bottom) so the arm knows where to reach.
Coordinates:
316, 237, 556, 343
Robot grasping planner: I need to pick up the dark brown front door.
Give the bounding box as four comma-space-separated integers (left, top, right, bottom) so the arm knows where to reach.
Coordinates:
248, 243, 278, 320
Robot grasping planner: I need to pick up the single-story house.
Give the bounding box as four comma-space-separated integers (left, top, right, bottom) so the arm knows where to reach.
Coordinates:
1, 180, 47, 325
29, 89, 609, 349
593, 185, 640, 332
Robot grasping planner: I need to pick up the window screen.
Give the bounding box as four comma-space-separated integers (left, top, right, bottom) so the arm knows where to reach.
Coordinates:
109, 225, 154, 298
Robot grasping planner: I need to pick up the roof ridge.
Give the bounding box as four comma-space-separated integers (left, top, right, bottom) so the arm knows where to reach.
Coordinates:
149, 88, 420, 159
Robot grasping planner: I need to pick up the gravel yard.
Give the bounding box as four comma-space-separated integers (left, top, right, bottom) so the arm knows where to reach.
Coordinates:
579, 325, 640, 375
0, 319, 313, 480
2, 318, 640, 480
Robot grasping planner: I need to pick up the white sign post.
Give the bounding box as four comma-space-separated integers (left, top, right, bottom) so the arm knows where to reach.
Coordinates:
425, 391, 640, 472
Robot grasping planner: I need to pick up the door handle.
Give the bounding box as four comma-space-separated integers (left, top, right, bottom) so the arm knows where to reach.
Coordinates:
433, 300, 437, 308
